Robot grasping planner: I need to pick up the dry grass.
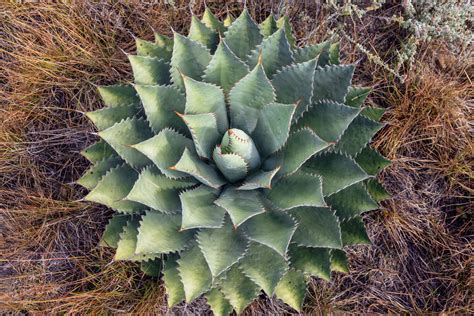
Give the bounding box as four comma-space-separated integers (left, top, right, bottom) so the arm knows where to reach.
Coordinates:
1, 1, 472, 314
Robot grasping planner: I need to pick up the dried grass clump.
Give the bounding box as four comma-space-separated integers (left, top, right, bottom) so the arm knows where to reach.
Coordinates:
1, 1, 472, 314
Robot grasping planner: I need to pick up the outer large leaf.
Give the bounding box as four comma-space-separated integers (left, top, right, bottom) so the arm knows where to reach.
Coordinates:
177, 243, 212, 302
214, 187, 266, 227
80, 140, 115, 163
341, 217, 371, 246
183, 76, 228, 133
361, 107, 386, 121
288, 244, 330, 280
260, 14, 278, 37
133, 128, 194, 179
202, 40, 250, 92
172, 147, 225, 189
136, 38, 172, 61
242, 211, 296, 256
180, 185, 226, 230
290, 207, 342, 249
100, 214, 130, 248
239, 242, 288, 295
294, 100, 360, 143
140, 258, 162, 277
126, 166, 196, 213
228, 63, 275, 133
128, 55, 170, 85
134, 84, 186, 134
205, 288, 233, 316
251, 102, 296, 158
197, 217, 248, 278
274, 269, 306, 312
115, 220, 156, 261
162, 255, 185, 307
86, 104, 138, 131
355, 146, 391, 175
267, 172, 326, 210
293, 41, 330, 64
312, 65, 354, 103
326, 182, 378, 220
97, 84, 139, 107
247, 28, 294, 78
188, 15, 218, 51
98, 117, 153, 168
272, 58, 317, 120
213, 146, 248, 182
77, 155, 122, 190
366, 179, 390, 202
170, 32, 211, 90
279, 128, 329, 175
303, 152, 370, 196
220, 265, 259, 314
345, 86, 371, 108
201, 7, 225, 34
276, 16, 296, 48
330, 249, 349, 273
223, 9, 262, 60
334, 114, 384, 156
136, 212, 194, 254
84, 164, 143, 213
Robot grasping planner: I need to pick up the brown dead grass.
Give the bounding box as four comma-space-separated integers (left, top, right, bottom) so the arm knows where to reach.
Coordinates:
1, 1, 472, 314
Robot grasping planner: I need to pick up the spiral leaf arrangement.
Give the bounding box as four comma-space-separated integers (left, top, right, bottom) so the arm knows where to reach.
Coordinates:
78, 8, 390, 314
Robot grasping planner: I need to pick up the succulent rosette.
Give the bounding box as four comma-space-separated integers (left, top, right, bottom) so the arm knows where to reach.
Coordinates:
78, 8, 390, 315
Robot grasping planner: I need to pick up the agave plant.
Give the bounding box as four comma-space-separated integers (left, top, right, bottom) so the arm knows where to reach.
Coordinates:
78, 8, 390, 315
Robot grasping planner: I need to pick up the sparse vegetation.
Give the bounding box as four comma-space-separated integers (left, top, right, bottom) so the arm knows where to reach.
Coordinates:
1, 1, 472, 314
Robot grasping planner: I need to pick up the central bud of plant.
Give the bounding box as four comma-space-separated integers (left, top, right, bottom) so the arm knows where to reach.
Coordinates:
213, 129, 261, 182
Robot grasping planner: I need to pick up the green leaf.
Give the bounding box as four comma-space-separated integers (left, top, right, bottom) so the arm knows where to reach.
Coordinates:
293, 41, 330, 64
136, 211, 194, 255
288, 244, 330, 280
154, 32, 174, 49
355, 146, 390, 175
237, 167, 280, 190
80, 140, 115, 163
163, 255, 185, 306
84, 164, 143, 213
325, 182, 378, 220
223, 8, 262, 60
100, 214, 130, 248
239, 242, 288, 295
274, 269, 306, 311
202, 40, 250, 92
77, 155, 122, 190
179, 112, 221, 159
86, 104, 138, 131
260, 14, 278, 37
279, 128, 329, 175
140, 258, 162, 277
133, 128, 194, 179
136, 38, 172, 61
228, 63, 275, 133
188, 15, 218, 51
172, 147, 226, 189
334, 114, 383, 156
115, 220, 156, 261
242, 211, 296, 256
98, 117, 153, 168
290, 207, 342, 248
197, 217, 248, 278
251, 102, 296, 158
180, 185, 226, 230
183, 75, 228, 133
341, 217, 371, 246
177, 243, 212, 302
170, 32, 211, 90
312, 65, 354, 103
97, 84, 139, 108
205, 288, 233, 316
366, 179, 390, 202
361, 107, 385, 121
330, 249, 349, 273
202, 7, 226, 34
247, 28, 294, 78
128, 55, 170, 85
223, 14, 234, 27
214, 187, 266, 227
213, 147, 248, 182
220, 129, 261, 171
134, 84, 187, 134
220, 265, 259, 313
276, 16, 296, 48
126, 166, 196, 213
271, 58, 317, 120
329, 42, 340, 65
294, 100, 360, 143
303, 152, 370, 196
267, 172, 326, 210
345, 86, 371, 108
